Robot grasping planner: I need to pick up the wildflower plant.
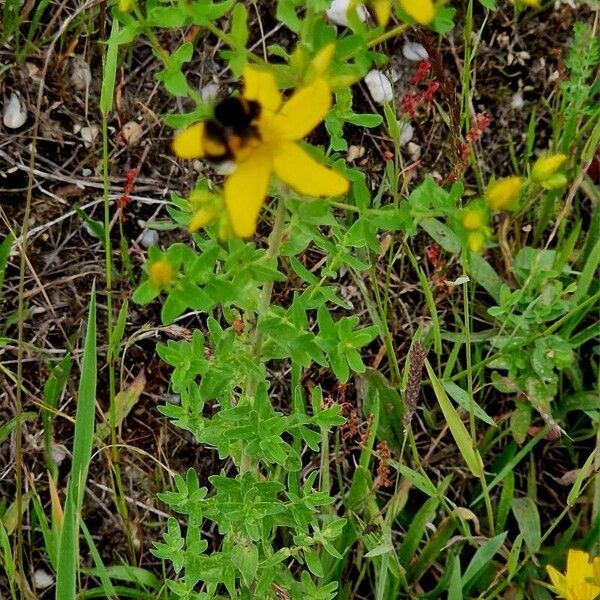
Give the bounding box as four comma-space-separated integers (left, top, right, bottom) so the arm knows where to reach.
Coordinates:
84, 1, 600, 599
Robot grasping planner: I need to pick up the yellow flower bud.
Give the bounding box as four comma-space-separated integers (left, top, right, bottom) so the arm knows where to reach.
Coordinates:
149, 259, 173, 288
118, 0, 133, 12
399, 0, 435, 24
531, 153, 567, 183
486, 176, 522, 211
467, 231, 486, 253
541, 173, 568, 191
462, 207, 486, 231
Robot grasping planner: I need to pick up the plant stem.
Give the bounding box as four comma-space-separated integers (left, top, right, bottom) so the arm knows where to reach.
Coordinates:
240, 199, 287, 473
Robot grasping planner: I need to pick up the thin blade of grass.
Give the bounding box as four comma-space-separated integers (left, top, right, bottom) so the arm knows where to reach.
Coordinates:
56, 286, 97, 600
425, 360, 483, 478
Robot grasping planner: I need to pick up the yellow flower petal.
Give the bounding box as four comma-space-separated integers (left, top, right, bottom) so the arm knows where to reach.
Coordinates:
173, 122, 205, 159
546, 565, 568, 598
531, 153, 567, 183
311, 44, 336, 77
273, 78, 332, 141
592, 557, 600, 584
372, 0, 392, 26
273, 141, 349, 197
567, 550, 593, 580
243, 66, 282, 114
486, 176, 522, 211
224, 152, 272, 238
399, 0, 435, 24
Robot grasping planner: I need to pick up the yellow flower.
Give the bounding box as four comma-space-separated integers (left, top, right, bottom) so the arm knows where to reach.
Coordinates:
117, 0, 133, 12
467, 231, 486, 253
173, 66, 349, 238
546, 549, 600, 600
532, 153, 568, 183
399, 0, 435, 24
149, 259, 173, 288
521, 0, 541, 7
462, 205, 487, 231
371, 0, 393, 26
486, 176, 522, 211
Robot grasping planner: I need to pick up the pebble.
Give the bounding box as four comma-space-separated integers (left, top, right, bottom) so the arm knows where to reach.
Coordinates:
511, 91, 525, 110
71, 58, 92, 91
201, 82, 220, 103
407, 141, 422, 161
121, 121, 144, 146
364, 70, 393, 104
80, 124, 99, 146
402, 41, 429, 62
398, 121, 415, 146
33, 570, 54, 590
140, 229, 159, 248
346, 145, 365, 162
50, 443, 67, 466
3, 93, 27, 129
326, 0, 368, 26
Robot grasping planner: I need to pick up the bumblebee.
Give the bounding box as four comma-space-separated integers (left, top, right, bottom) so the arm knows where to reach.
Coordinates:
202, 96, 261, 160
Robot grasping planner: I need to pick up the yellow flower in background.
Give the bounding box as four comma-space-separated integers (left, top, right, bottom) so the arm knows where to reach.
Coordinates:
467, 231, 486, 253
461, 205, 487, 231
149, 259, 173, 288
546, 549, 600, 600
531, 153, 568, 183
173, 66, 349, 238
486, 176, 522, 211
117, 0, 133, 12
399, 0, 435, 24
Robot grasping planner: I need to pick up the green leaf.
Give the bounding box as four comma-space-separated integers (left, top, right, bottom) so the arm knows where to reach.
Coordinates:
231, 543, 258, 587
462, 532, 507, 593
425, 360, 484, 478
100, 21, 120, 115
511, 497, 541, 553
304, 548, 324, 577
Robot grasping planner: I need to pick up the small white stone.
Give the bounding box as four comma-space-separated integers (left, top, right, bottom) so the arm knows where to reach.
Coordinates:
403, 41, 429, 62
326, 0, 368, 26
140, 229, 159, 248
71, 58, 91, 92
33, 569, 54, 590
80, 124, 99, 146
346, 145, 365, 162
81, 168, 92, 176
50, 443, 67, 466
510, 91, 524, 110
121, 121, 143, 146
407, 141, 421, 161
398, 121, 414, 146
364, 70, 393, 104
3, 93, 27, 129
201, 82, 220, 103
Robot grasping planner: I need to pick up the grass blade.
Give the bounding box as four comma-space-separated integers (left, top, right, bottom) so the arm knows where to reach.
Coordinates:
56, 285, 97, 600
425, 360, 483, 478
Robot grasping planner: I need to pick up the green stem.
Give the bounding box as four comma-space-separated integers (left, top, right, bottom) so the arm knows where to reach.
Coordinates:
240, 199, 287, 473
